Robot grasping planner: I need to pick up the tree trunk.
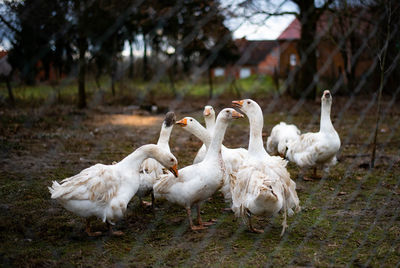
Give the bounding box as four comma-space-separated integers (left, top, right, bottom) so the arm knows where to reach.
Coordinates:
78, 36, 87, 109
111, 38, 117, 97
208, 68, 214, 99
143, 35, 148, 81
44, 59, 51, 81
168, 57, 177, 97
371, 1, 391, 168
370, 66, 384, 168
129, 39, 134, 79
292, 0, 319, 99
340, 34, 358, 95
95, 70, 101, 91
111, 59, 116, 97
273, 67, 280, 92
6, 76, 14, 106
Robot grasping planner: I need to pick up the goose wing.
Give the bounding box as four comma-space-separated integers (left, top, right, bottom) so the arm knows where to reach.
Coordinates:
49, 164, 121, 203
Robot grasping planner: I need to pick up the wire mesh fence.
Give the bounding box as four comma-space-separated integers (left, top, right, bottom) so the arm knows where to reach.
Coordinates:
0, 0, 399, 266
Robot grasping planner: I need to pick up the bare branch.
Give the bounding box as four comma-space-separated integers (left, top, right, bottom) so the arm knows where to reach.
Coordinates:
249, 10, 298, 17
0, 14, 20, 34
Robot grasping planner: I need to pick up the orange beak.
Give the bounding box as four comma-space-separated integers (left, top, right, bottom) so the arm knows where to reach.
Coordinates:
169, 164, 178, 177
232, 100, 244, 108
203, 108, 211, 116
232, 110, 244, 119
176, 118, 187, 127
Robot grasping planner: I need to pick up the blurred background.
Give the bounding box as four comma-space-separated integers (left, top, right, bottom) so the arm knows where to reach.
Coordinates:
0, 0, 399, 107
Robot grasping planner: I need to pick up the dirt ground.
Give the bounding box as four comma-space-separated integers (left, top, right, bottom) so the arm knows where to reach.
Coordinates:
0, 95, 399, 267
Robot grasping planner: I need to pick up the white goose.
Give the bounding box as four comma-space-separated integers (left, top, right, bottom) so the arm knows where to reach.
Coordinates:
153, 108, 244, 230
175, 116, 247, 204
286, 90, 341, 178
48, 144, 178, 236
266, 122, 300, 157
137, 112, 176, 208
193, 105, 215, 164
231, 99, 300, 235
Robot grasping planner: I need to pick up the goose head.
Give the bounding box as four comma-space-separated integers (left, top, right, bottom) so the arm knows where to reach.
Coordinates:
232, 99, 262, 118
156, 148, 179, 177
176, 117, 205, 132
176, 117, 211, 147
218, 108, 244, 122
203, 105, 215, 118
321, 90, 332, 105
203, 105, 216, 131
163, 111, 176, 128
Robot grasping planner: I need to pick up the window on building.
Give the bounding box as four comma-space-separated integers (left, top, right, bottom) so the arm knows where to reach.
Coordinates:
214, 68, 225, 77
290, 54, 297, 66
239, 68, 251, 78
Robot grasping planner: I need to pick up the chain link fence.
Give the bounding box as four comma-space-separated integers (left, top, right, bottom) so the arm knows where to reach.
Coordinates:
0, 0, 399, 266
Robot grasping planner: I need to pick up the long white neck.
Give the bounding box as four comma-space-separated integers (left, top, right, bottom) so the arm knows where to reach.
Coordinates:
320, 100, 334, 133
157, 123, 172, 151
186, 123, 212, 149
117, 145, 157, 172
205, 115, 215, 134
204, 116, 228, 161
247, 105, 267, 156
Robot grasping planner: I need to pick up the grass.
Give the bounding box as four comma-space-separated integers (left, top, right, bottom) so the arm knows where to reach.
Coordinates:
0, 74, 277, 107
0, 83, 399, 266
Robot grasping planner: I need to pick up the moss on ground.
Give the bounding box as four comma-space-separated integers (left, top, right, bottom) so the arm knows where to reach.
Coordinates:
0, 96, 399, 267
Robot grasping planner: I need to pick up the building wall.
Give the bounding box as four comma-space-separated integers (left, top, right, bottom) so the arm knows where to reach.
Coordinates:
258, 46, 279, 76
277, 41, 299, 78
212, 39, 373, 81
317, 41, 344, 79
212, 65, 257, 79
277, 40, 372, 81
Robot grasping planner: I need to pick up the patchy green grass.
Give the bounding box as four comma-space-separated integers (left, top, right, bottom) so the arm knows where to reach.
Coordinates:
0, 75, 278, 107
0, 94, 399, 267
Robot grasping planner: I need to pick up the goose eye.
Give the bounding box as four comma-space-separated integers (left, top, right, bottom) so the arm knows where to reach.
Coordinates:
226, 110, 229, 113
170, 158, 174, 162
247, 101, 251, 104
190, 119, 193, 122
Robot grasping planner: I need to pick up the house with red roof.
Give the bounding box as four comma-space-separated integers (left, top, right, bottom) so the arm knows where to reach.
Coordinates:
275, 16, 372, 81
214, 12, 372, 84
213, 38, 279, 79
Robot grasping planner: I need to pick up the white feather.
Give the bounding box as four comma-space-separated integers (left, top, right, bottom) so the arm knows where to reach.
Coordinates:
286, 90, 341, 172
266, 122, 300, 156
48, 144, 178, 224
230, 99, 300, 235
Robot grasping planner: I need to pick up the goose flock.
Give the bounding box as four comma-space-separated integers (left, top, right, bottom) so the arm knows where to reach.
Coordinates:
49, 90, 340, 236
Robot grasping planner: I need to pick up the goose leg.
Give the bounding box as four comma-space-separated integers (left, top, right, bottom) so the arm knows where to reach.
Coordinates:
107, 222, 124, 236
85, 219, 102, 237
187, 207, 206, 231
140, 196, 152, 208
196, 204, 203, 226
196, 204, 216, 226
247, 214, 264, 234
311, 167, 322, 179
280, 202, 289, 237
302, 169, 313, 181
151, 192, 155, 210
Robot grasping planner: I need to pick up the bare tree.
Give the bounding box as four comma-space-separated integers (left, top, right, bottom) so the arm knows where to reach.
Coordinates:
370, 0, 397, 168
237, 0, 333, 99
0, 55, 14, 105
